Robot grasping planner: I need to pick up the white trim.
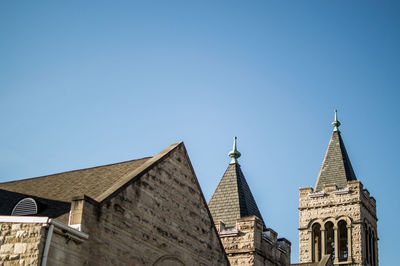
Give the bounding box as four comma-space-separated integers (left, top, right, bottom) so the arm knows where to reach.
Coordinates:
69, 224, 82, 231
0, 215, 49, 224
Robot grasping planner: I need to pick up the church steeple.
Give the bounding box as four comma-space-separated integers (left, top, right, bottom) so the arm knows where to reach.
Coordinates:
314, 110, 357, 191
208, 137, 264, 227
299, 111, 378, 266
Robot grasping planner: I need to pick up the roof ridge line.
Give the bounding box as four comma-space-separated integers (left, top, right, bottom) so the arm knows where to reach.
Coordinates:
95, 142, 183, 202
0, 157, 152, 185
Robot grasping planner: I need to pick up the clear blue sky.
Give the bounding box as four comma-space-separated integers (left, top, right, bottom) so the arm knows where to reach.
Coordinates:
1, 1, 399, 264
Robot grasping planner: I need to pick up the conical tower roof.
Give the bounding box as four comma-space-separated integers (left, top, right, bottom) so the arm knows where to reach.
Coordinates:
208, 137, 265, 227
315, 110, 357, 191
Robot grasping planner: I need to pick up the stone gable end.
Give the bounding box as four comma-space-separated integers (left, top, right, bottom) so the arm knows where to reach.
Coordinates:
77, 143, 229, 265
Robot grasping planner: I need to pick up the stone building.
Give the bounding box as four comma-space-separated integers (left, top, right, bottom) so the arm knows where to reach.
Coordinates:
297, 111, 378, 266
208, 137, 291, 266
0, 111, 379, 266
0, 142, 229, 265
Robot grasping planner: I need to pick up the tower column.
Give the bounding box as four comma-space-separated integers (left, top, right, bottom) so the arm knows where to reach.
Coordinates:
334, 225, 339, 264
321, 228, 326, 257
347, 224, 352, 262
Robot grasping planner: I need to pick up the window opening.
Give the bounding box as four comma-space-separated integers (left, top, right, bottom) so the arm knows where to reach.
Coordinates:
338, 220, 348, 262
312, 223, 322, 262
325, 222, 335, 261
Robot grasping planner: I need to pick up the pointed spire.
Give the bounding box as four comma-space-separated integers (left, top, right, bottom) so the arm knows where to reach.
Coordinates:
228, 136, 241, 164
332, 109, 341, 132
315, 111, 357, 191
209, 140, 265, 228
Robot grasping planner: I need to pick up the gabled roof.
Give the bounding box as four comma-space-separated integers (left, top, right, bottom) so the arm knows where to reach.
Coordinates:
208, 138, 265, 228
314, 126, 357, 191
0, 142, 184, 219
0, 157, 150, 203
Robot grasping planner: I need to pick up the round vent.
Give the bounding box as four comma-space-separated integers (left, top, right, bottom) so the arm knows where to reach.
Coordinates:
11, 198, 38, 216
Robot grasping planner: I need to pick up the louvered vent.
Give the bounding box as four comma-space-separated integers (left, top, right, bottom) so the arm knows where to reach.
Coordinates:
11, 198, 38, 216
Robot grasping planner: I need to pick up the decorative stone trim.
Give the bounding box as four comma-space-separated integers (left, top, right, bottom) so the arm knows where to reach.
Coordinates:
334, 187, 350, 195
309, 191, 325, 198
218, 222, 238, 236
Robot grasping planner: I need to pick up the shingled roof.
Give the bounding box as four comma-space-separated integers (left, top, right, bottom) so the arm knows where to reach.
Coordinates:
0, 142, 187, 222
208, 137, 265, 228
314, 113, 357, 191
0, 157, 150, 203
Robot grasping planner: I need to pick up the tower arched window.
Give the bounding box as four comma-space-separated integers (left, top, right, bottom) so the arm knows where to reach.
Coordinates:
312, 223, 322, 262
372, 232, 376, 266
365, 225, 369, 264
325, 222, 335, 261
338, 220, 348, 262
368, 227, 372, 264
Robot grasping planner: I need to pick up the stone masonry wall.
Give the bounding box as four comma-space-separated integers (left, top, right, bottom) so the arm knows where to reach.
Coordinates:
0, 223, 45, 266
298, 181, 377, 265
78, 144, 228, 265
45, 229, 89, 266
360, 189, 378, 266
218, 217, 290, 266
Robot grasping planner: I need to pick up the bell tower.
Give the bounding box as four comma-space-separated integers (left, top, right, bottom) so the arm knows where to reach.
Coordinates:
298, 111, 378, 265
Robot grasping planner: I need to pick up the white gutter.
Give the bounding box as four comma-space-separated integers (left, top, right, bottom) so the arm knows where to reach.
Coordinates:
41, 223, 54, 266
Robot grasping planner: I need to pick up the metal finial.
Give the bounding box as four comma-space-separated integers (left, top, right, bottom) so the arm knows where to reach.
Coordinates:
332, 109, 341, 132
228, 136, 241, 164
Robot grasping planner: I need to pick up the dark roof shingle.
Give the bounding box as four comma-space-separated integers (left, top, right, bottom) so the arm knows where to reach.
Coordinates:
208, 163, 265, 228
314, 131, 357, 191
0, 157, 149, 203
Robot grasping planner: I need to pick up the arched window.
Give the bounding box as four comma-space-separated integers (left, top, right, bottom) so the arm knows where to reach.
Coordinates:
368, 227, 372, 264
338, 220, 348, 262
372, 233, 376, 266
312, 223, 322, 262
365, 225, 369, 263
11, 198, 38, 216
325, 222, 335, 261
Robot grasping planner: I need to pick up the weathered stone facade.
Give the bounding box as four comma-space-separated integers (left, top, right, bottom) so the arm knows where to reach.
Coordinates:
70, 143, 228, 265
0, 142, 229, 266
0, 222, 45, 265
0, 216, 89, 266
216, 217, 290, 266
299, 180, 378, 265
